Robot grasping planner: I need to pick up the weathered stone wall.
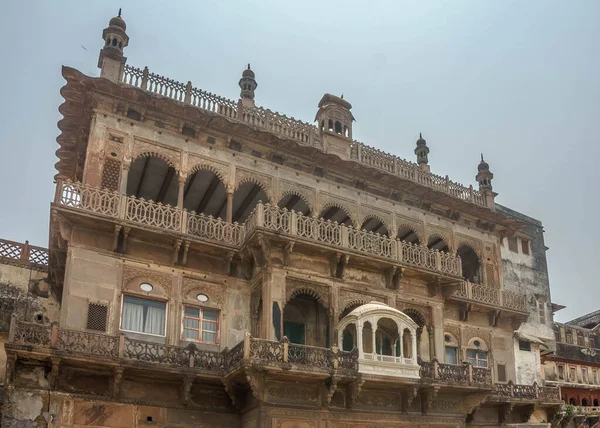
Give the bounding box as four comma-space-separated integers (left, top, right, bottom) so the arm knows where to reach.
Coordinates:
0, 262, 60, 382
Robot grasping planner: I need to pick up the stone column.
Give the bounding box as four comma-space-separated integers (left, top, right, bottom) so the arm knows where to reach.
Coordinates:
372, 326, 377, 356
226, 191, 234, 223
431, 306, 445, 361
357, 323, 364, 359
177, 174, 186, 209
119, 161, 130, 195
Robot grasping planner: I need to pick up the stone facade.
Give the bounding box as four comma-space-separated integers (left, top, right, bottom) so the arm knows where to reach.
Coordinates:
1, 11, 563, 428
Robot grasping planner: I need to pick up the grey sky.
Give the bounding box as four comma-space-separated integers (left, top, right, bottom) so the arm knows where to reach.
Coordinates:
0, 1, 597, 322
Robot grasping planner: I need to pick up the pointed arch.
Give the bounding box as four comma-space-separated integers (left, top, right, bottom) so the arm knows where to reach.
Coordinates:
427, 234, 450, 252
278, 190, 312, 216
360, 214, 390, 237
319, 202, 355, 226
397, 224, 422, 245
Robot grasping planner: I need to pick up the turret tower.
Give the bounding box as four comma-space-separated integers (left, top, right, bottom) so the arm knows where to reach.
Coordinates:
97, 9, 129, 83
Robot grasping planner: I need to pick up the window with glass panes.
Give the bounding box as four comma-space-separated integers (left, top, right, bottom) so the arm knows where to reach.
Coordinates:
182, 306, 219, 343
467, 349, 488, 368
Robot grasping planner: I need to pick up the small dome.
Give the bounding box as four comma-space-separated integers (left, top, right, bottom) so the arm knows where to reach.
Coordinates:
478, 155, 489, 171
243, 64, 255, 78
416, 133, 427, 146
109, 15, 126, 31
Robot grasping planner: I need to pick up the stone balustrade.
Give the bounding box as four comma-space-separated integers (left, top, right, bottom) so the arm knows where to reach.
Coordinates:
418, 360, 492, 386
120, 64, 488, 208
54, 181, 464, 278
0, 238, 48, 270
575, 406, 600, 416
453, 281, 528, 313
489, 380, 561, 402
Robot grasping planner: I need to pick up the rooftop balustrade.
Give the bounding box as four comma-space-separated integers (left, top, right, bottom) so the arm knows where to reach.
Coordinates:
120, 64, 487, 208
452, 281, 528, 313
0, 238, 48, 270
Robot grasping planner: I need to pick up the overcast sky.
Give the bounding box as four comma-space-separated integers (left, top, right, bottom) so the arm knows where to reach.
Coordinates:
0, 1, 597, 322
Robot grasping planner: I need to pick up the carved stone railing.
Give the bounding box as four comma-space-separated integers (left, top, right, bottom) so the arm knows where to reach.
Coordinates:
350, 142, 487, 207
250, 202, 463, 278
58, 329, 118, 358
248, 337, 285, 363
451, 281, 528, 313
0, 238, 48, 270
473, 367, 492, 384
489, 381, 561, 402
187, 212, 245, 246
437, 362, 471, 382
288, 343, 331, 367
338, 348, 359, 371
576, 406, 600, 416
121, 64, 488, 207
11, 321, 51, 347
419, 360, 492, 386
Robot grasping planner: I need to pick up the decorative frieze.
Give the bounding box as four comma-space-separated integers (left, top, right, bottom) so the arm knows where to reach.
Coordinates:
122, 264, 173, 296
182, 276, 225, 305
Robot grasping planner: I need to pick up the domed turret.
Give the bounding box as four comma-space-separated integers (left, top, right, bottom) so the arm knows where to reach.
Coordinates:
98, 10, 129, 83
239, 64, 258, 107
315, 93, 354, 139
414, 133, 430, 171
476, 154, 493, 190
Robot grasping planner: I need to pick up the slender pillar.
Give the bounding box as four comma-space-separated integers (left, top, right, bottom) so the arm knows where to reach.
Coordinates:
357, 324, 364, 359
431, 306, 445, 361
119, 161, 130, 195
226, 191, 234, 223
177, 174, 186, 209
372, 328, 377, 356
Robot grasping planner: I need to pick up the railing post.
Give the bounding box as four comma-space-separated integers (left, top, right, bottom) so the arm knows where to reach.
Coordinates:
469, 185, 474, 202
243, 332, 251, 360
397, 240, 403, 263
141, 66, 149, 91
281, 336, 289, 363
264, 109, 271, 131
466, 281, 473, 299
435, 250, 441, 272
118, 333, 125, 358
466, 362, 473, 383
433, 359, 439, 380
184, 81, 192, 104
331, 346, 339, 370
341, 226, 349, 248
50, 322, 59, 348
534, 382, 539, 399
181, 209, 188, 234
357, 143, 362, 161
118, 194, 128, 220
8, 313, 17, 343
54, 180, 63, 204
20, 240, 30, 265
508, 380, 514, 397
256, 203, 265, 228
290, 211, 297, 236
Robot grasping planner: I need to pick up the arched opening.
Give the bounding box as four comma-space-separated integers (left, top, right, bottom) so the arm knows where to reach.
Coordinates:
328, 119, 333, 131
457, 245, 482, 283
360, 217, 389, 237
127, 108, 141, 121
283, 292, 329, 347
278, 193, 310, 215
342, 323, 357, 352
404, 308, 429, 361
232, 182, 268, 223
376, 318, 399, 356
397, 225, 421, 245
339, 302, 363, 320
334, 121, 342, 134
594, 399, 599, 406
582, 398, 589, 407
403, 328, 413, 358
427, 235, 449, 252
319, 205, 352, 226
344, 126, 349, 137
569, 397, 577, 405
362, 321, 373, 354
127, 155, 178, 205
182, 169, 226, 218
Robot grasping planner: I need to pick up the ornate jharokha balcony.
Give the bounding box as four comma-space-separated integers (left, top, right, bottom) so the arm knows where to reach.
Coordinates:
121, 64, 488, 208
452, 280, 528, 313
488, 381, 561, 403
0, 238, 49, 270
54, 180, 463, 278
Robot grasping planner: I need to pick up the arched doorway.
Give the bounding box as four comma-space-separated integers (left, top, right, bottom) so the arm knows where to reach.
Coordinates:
232, 182, 268, 223
127, 155, 178, 205
182, 168, 227, 218
283, 292, 329, 347
376, 317, 399, 356
457, 245, 482, 283
361, 217, 389, 237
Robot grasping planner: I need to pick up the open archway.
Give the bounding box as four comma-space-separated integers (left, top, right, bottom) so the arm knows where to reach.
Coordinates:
278, 193, 311, 215
319, 204, 353, 226
360, 217, 389, 237
283, 292, 329, 347
427, 235, 449, 252
182, 168, 226, 218
457, 244, 482, 283
397, 225, 421, 245
127, 155, 178, 205
232, 182, 268, 223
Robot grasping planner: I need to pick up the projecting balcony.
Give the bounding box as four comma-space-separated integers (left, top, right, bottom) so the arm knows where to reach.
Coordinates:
53, 180, 463, 279
450, 280, 528, 316
488, 381, 562, 404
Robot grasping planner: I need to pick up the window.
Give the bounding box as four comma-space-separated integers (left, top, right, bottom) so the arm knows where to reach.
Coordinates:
87, 302, 108, 332
519, 341, 532, 351
497, 364, 507, 382
558, 365, 565, 380
521, 239, 530, 255
507, 236, 518, 253
570, 367, 577, 382
121, 295, 166, 336
578, 332, 585, 346
583, 368, 589, 383
467, 349, 488, 368
566, 330, 573, 344
590, 336, 596, 349
538, 301, 546, 325
445, 346, 458, 364
555, 330, 561, 343
182, 306, 219, 343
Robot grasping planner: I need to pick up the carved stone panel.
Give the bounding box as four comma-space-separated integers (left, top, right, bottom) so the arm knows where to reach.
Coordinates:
339, 290, 385, 314
182, 277, 225, 305
122, 265, 172, 297
133, 139, 181, 170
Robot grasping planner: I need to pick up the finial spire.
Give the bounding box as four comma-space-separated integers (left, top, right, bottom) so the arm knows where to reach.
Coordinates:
341, 93, 344, 99
420, 132, 422, 139
118, 8, 122, 17
247, 63, 251, 69
481, 153, 484, 162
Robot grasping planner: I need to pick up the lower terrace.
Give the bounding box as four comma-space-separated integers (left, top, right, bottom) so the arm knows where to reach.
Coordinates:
52, 180, 527, 313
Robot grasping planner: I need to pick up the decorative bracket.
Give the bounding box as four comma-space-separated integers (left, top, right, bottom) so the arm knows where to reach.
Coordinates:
112, 225, 122, 252
459, 303, 472, 322
181, 241, 191, 266
222, 377, 240, 410
225, 251, 235, 275
521, 404, 535, 423
283, 241, 294, 267
122, 227, 131, 253
180, 374, 195, 406
498, 403, 514, 424
49, 357, 61, 390
347, 376, 365, 408
490, 309, 502, 327
111, 367, 124, 399
420, 386, 440, 414
401, 385, 419, 413
384, 266, 398, 290
324, 374, 339, 406
329, 253, 341, 277
173, 239, 183, 265
245, 368, 265, 402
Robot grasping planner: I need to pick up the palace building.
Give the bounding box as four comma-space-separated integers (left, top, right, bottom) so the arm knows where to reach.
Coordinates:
1, 11, 565, 428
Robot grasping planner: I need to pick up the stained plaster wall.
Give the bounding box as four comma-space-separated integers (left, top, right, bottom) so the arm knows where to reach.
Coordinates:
0, 262, 60, 382
496, 205, 554, 385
